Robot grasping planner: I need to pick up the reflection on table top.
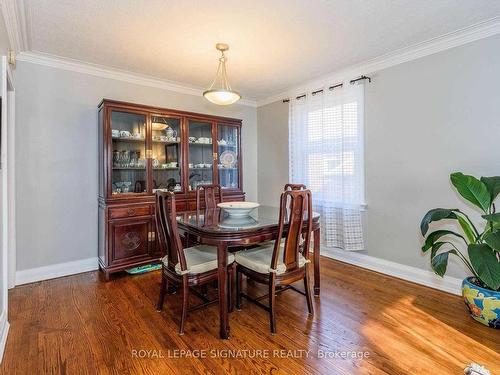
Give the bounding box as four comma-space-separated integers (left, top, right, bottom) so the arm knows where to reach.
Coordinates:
176, 205, 320, 233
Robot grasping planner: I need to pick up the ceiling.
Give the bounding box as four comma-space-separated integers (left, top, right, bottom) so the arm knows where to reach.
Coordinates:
17, 0, 500, 100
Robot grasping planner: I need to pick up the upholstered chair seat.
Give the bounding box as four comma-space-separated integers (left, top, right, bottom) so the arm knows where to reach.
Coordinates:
166, 245, 235, 275
235, 243, 309, 275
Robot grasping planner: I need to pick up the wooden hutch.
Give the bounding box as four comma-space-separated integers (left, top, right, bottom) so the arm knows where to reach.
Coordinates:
98, 99, 245, 279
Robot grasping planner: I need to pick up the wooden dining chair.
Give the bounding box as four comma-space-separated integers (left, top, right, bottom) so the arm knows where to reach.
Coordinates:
196, 184, 223, 210
235, 189, 314, 333
155, 191, 235, 335
284, 183, 307, 191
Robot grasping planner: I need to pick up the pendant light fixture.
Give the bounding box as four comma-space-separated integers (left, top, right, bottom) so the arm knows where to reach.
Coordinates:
203, 43, 241, 105
151, 116, 168, 131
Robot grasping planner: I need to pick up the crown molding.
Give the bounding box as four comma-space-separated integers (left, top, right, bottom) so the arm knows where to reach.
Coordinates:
257, 17, 500, 107
0, 0, 29, 53
15, 51, 258, 107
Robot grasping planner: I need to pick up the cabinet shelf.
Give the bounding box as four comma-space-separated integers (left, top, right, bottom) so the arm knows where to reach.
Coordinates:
113, 136, 179, 145
112, 167, 147, 170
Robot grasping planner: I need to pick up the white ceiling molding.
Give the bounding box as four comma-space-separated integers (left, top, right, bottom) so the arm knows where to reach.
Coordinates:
16, 51, 258, 107
257, 17, 500, 107
0, 0, 29, 53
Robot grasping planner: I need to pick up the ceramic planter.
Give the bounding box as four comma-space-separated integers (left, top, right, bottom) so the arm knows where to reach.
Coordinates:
462, 277, 500, 328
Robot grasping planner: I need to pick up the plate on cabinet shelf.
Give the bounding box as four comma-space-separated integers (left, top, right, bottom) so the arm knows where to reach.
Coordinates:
220, 150, 237, 168
112, 136, 145, 142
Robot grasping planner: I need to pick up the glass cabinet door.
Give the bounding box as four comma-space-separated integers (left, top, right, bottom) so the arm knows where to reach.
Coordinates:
187, 120, 213, 191
111, 111, 147, 195
151, 116, 183, 193
217, 124, 240, 189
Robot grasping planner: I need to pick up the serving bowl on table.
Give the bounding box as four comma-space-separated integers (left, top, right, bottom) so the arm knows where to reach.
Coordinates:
217, 202, 260, 217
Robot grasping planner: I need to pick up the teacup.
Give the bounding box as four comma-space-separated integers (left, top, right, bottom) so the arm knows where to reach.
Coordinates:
219, 139, 227, 145
170, 162, 178, 168
120, 130, 132, 137
189, 163, 194, 168
189, 137, 197, 142
112, 129, 120, 138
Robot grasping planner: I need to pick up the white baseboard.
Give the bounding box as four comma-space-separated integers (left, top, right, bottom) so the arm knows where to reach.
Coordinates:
0, 310, 9, 363
15, 257, 99, 286
322, 248, 462, 296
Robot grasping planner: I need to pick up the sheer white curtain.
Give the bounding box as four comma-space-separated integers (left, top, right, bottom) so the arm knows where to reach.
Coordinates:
289, 84, 365, 251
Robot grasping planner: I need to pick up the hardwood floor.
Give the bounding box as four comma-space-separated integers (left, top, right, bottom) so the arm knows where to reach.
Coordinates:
1, 257, 499, 374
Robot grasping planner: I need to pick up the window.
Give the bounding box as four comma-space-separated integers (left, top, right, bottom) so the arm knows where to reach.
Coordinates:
289, 84, 365, 250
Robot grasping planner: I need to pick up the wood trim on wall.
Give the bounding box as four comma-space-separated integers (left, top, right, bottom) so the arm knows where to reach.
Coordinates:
15, 257, 99, 286
16, 52, 259, 106
322, 248, 462, 296
0, 310, 9, 362
257, 17, 500, 107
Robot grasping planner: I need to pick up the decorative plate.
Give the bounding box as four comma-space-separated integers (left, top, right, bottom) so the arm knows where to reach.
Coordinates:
220, 150, 237, 168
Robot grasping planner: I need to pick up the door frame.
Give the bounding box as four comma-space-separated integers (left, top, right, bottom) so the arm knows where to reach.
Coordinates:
0, 55, 14, 362
1, 56, 15, 292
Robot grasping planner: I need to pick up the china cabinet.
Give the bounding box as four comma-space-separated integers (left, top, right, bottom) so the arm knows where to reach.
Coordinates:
98, 99, 244, 279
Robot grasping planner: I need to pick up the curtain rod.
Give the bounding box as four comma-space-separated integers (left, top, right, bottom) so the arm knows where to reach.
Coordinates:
350, 75, 371, 84
282, 75, 370, 103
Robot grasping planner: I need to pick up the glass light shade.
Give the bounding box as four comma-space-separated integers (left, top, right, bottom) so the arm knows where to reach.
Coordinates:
203, 89, 241, 105
152, 120, 168, 131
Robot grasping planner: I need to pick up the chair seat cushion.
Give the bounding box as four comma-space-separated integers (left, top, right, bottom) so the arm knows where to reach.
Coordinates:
163, 245, 235, 275
235, 242, 310, 275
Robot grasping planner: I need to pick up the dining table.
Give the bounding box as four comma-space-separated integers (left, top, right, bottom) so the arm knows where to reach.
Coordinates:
176, 205, 321, 339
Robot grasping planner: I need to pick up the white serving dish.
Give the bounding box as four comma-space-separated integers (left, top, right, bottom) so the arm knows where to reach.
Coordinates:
217, 201, 260, 217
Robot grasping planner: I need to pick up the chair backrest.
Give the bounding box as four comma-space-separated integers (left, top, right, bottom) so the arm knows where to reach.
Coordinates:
284, 183, 307, 191
196, 184, 223, 210
155, 191, 187, 272
272, 189, 313, 272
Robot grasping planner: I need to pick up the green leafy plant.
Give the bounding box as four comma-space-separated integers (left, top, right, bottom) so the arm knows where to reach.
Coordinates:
420, 172, 500, 291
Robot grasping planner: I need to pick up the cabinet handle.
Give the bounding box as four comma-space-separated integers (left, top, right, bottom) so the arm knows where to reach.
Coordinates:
213, 152, 218, 161
127, 208, 136, 216
148, 231, 156, 242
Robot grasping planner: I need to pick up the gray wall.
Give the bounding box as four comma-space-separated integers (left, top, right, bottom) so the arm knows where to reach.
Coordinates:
14, 62, 257, 270
257, 100, 289, 206
257, 34, 500, 279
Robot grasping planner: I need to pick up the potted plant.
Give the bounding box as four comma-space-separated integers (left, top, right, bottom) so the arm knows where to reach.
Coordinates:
420, 172, 500, 328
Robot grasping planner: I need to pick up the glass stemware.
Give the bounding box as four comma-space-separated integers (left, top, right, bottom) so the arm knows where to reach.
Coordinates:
122, 181, 132, 193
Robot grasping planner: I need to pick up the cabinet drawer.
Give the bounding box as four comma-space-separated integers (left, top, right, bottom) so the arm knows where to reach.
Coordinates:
109, 205, 151, 219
